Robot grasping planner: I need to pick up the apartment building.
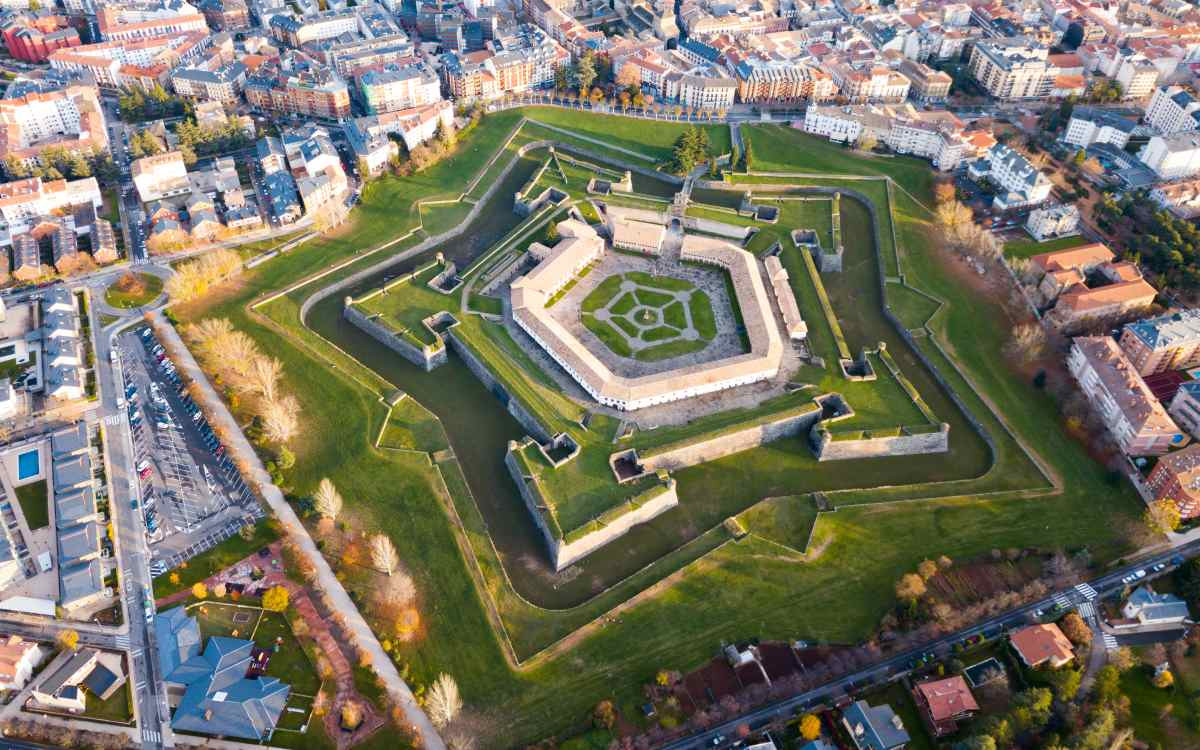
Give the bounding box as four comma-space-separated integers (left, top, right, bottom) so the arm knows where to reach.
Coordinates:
967, 144, 1053, 210
196, 0, 250, 30
1, 13, 81, 64
1150, 177, 1200, 219
345, 100, 453, 176
49, 31, 212, 89
826, 62, 911, 104
96, 0, 209, 42
356, 61, 440, 114
967, 39, 1055, 100
898, 59, 953, 103
170, 61, 246, 103
1119, 309, 1200, 376
1144, 86, 1200, 135
1032, 243, 1158, 329
0, 176, 102, 246
1063, 106, 1136, 149
1139, 131, 1200, 180
1115, 54, 1160, 100
1067, 336, 1186, 456
0, 82, 109, 167
1144, 439, 1200, 518
803, 104, 977, 172
281, 125, 349, 214
269, 9, 358, 48
732, 60, 835, 105
1025, 204, 1079, 241
131, 151, 189, 203
441, 25, 568, 101
243, 51, 352, 120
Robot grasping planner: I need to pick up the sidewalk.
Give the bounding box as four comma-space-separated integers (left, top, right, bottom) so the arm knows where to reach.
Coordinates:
150, 312, 444, 750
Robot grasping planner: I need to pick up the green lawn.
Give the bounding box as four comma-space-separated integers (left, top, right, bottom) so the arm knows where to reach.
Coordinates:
1122, 658, 1200, 749
254, 611, 323, 695
192, 601, 263, 639
154, 521, 280, 600
82, 681, 133, 724
15, 480, 48, 530
105, 273, 164, 309
167, 107, 1146, 748
379, 397, 450, 453
1003, 234, 1088, 260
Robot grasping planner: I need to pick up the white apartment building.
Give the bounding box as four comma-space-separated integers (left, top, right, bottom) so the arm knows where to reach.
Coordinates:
0, 177, 102, 246
0, 83, 108, 166
1140, 131, 1200, 180
357, 62, 441, 115
1115, 55, 1160, 100
665, 73, 736, 109
1063, 106, 1136, 148
50, 32, 212, 89
1150, 177, 1200, 219
968, 144, 1053, 210
966, 39, 1054, 100
1025, 204, 1080, 241
1144, 86, 1200, 135
803, 106, 864, 144
96, 1, 209, 42
803, 105, 973, 171
131, 151, 189, 203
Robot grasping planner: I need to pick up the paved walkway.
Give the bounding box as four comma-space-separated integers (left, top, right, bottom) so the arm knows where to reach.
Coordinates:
150, 312, 445, 750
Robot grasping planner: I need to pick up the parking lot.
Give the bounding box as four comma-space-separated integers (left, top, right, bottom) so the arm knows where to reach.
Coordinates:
117, 326, 263, 577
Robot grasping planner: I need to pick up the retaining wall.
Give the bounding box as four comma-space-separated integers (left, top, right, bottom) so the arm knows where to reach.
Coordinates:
640, 406, 822, 472
505, 444, 680, 571
812, 423, 950, 461
683, 216, 753, 240
446, 331, 553, 443
343, 304, 446, 371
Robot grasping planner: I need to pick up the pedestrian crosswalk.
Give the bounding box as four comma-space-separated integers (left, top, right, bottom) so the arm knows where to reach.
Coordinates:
142, 729, 161, 744
1053, 593, 1072, 609
1103, 633, 1120, 651
1077, 601, 1095, 619
102, 414, 123, 426
1075, 583, 1099, 601
115, 634, 130, 649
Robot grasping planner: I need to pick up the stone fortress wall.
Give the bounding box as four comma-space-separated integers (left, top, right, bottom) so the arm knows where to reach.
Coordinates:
505, 444, 680, 571
637, 404, 824, 472
344, 303, 447, 372
810, 422, 950, 461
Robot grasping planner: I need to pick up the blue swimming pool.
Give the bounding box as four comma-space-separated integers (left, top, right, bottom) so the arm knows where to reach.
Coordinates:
17, 450, 39, 481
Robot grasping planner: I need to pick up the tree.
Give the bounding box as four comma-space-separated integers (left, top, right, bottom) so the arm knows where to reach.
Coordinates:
1058, 612, 1093, 646
1110, 646, 1136, 672
857, 131, 878, 151
263, 585, 289, 612
192, 582, 208, 599
56, 629, 79, 651
1046, 666, 1082, 701
934, 181, 956, 205
1154, 668, 1175, 688
426, 673, 462, 727
372, 571, 417, 616
799, 713, 821, 741
917, 559, 939, 580
1145, 498, 1181, 535
248, 356, 283, 403
576, 51, 597, 93
1092, 664, 1122, 705
370, 533, 399, 576
212, 582, 227, 598
743, 139, 754, 171
958, 738, 996, 750
313, 478, 343, 521
341, 701, 364, 730
1004, 323, 1046, 364
262, 395, 300, 445
592, 699, 616, 730
895, 573, 926, 602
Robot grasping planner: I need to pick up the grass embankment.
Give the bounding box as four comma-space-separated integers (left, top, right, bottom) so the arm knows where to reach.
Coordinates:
169, 107, 1143, 747
1003, 234, 1088, 260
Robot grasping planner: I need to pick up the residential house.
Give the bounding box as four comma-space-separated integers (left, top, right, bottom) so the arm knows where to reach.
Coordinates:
1031, 244, 1158, 330
1010, 623, 1075, 669
157, 605, 290, 741
1025, 204, 1079, 241
0, 636, 42, 691
967, 144, 1052, 211
912, 675, 978, 737
1121, 585, 1190, 626
841, 700, 910, 750
132, 151, 190, 203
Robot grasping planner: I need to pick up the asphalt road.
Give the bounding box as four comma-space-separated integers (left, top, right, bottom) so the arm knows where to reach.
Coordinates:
91, 308, 168, 749
661, 541, 1200, 750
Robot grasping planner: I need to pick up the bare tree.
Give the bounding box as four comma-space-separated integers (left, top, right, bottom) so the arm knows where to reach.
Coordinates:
313, 478, 344, 521
262, 395, 300, 444
369, 533, 399, 576
1004, 323, 1047, 364
248, 355, 283, 403
426, 673, 463, 728
373, 570, 417, 615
